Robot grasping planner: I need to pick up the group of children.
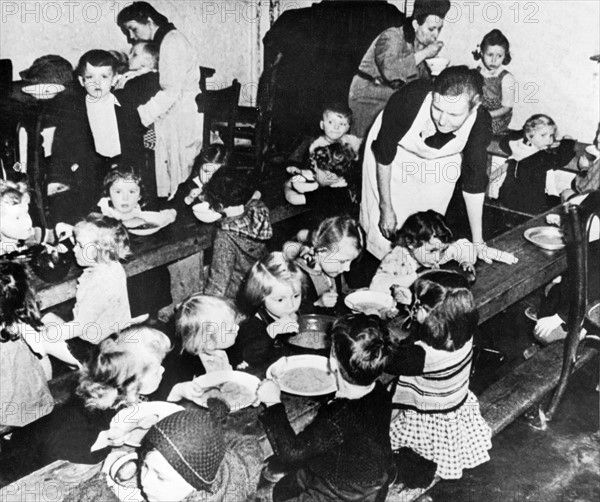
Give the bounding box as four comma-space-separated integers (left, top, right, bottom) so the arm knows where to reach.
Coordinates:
1, 189, 495, 502
2, 9, 599, 502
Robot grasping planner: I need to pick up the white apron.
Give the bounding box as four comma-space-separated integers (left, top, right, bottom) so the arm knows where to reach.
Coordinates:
360, 93, 478, 259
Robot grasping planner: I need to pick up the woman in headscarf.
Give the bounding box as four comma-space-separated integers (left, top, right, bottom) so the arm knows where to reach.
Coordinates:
348, 0, 451, 138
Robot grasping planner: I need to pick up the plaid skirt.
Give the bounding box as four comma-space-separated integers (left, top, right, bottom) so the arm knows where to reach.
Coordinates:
389, 391, 492, 480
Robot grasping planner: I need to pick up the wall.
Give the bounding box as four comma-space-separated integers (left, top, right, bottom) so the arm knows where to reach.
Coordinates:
2, 1, 598, 137
440, 1, 600, 140
0, 0, 264, 105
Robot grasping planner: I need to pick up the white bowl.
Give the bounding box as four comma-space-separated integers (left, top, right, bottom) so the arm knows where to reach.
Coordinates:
585, 145, 599, 160
267, 355, 336, 396
21, 83, 65, 100
344, 290, 394, 316
191, 370, 260, 410
426, 57, 450, 76
192, 202, 222, 223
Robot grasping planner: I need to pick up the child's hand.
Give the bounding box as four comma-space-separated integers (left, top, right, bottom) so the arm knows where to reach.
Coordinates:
257, 379, 281, 407
267, 315, 299, 337
424, 41, 444, 59
546, 214, 561, 226
185, 188, 202, 205
199, 350, 232, 372
391, 285, 411, 305
315, 289, 338, 308
286, 166, 301, 176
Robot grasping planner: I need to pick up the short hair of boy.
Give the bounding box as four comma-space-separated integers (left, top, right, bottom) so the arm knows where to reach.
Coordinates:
202, 168, 257, 211
76, 50, 118, 77
524, 114, 556, 139
310, 142, 355, 178
322, 102, 353, 121
331, 314, 389, 386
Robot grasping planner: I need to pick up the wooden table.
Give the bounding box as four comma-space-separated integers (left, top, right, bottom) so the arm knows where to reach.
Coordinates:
34, 188, 309, 311
2, 209, 570, 501
473, 208, 566, 324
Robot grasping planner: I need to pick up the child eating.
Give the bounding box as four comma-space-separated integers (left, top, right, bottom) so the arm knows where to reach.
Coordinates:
236, 252, 303, 368
386, 271, 492, 488
286, 216, 364, 315
97, 166, 176, 229
202, 168, 272, 301
284, 142, 358, 219
369, 210, 476, 302
257, 314, 394, 502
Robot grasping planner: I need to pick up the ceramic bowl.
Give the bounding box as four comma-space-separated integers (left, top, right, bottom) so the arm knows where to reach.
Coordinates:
192, 202, 222, 223
426, 57, 450, 76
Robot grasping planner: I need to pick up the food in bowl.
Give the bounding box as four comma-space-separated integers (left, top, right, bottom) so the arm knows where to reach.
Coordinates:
278, 367, 333, 394
213, 381, 256, 408
426, 57, 450, 76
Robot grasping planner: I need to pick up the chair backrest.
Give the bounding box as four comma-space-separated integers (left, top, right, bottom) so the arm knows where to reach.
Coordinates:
200, 79, 241, 153
564, 190, 600, 331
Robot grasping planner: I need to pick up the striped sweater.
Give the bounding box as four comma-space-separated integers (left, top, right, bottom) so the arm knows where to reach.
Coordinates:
386, 339, 473, 413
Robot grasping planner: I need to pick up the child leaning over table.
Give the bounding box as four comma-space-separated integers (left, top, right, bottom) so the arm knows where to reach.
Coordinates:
495, 114, 576, 214
370, 210, 476, 302
257, 314, 394, 502
386, 271, 492, 489
202, 168, 272, 301
285, 142, 359, 220
154, 295, 241, 402
7, 325, 170, 473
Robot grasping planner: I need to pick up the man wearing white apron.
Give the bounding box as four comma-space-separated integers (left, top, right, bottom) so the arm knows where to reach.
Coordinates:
360, 66, 491, 261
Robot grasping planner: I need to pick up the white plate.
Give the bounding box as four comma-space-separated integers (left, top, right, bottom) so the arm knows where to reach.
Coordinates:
192, 370, 260, 410
192, 202, 222, 223
267, 355, 336, 396
127, 210, 176, 236
524, 226, 565, 251
21, 83, 65, 100
92, 401, 184, 451
344, 290, 394, 316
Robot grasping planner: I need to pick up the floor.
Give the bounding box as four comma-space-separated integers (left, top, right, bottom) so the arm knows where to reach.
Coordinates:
429, 351, 599, 502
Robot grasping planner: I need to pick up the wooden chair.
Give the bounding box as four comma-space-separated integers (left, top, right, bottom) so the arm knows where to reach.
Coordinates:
197, 66, 270, 170
540, 191, 600, 424
197, 78, 241, 156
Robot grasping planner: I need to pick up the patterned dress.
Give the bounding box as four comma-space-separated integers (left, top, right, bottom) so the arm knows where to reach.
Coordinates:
481, 68, 513, 134
387, 339, 492, 480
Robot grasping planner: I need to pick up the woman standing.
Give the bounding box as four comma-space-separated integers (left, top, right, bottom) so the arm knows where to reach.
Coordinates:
117, 2, 203, 199
348, 0, 451, 138
360, 66, 492, 261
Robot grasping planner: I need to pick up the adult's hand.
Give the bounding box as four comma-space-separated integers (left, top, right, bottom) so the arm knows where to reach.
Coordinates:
378, 206, 397, 240
423, 41, 444, 59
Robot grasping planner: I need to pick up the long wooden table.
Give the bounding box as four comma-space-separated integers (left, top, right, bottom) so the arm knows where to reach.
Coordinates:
473, 208, 566, 324
2, 208, 570, 501
34, 186, 309, 311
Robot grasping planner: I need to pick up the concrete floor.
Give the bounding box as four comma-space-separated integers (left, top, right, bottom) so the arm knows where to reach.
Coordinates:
429, 353, 599, 502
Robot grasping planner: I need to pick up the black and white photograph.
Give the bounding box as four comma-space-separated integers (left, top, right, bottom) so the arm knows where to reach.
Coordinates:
1, 1, 599, 501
